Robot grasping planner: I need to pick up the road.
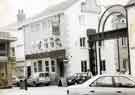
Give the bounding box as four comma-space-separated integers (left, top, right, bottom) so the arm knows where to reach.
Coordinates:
0, 86, 67, 95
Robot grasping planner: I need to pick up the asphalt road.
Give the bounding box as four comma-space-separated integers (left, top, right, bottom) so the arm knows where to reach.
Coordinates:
0, 86, 67, 95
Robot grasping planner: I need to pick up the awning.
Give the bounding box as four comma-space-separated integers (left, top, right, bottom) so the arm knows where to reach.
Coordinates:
25, 49, 65, 60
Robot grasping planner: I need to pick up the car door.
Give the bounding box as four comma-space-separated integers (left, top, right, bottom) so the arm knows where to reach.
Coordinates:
81, 76, 125, 95
113, 76, 135, 95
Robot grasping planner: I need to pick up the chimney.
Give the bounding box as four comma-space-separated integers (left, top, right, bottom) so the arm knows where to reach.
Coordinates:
17, 9, 26, 23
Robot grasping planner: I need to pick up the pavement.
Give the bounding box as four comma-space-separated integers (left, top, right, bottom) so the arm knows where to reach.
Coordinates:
0, 86, 67, 95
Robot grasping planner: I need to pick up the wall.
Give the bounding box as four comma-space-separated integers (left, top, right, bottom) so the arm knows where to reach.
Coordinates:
64, 0, 99, 76
127, 6, 135, 76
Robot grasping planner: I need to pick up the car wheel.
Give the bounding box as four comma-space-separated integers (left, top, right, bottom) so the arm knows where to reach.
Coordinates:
32, 81, 37, 87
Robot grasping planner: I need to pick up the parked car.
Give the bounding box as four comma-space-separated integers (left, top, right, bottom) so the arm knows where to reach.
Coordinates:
67, 75, 135, 95
27, 72, 51, 87
66, 72, 91, 86
11, 75, 19, 86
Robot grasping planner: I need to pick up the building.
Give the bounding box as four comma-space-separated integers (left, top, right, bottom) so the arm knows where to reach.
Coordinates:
87, 4, 129, 75
126, 0, 135, 76
16, 0, 100, 81
0, 27, 16, 87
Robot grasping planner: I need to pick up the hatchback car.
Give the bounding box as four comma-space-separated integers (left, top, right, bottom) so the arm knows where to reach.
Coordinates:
67, 75, 135, 95
27, 72, 51, 86
66, 73, 91, 86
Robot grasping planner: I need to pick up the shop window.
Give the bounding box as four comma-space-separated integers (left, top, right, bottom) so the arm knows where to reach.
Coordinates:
33, 62, 37, 72
122, 59, 128, 72
51, 60, 55, 72
121, 37, 127, 47
81, 60, 87, 72
38, 60, 43, 72
45, 61, 49, 72
100, 60, 106, 71
80, 37, 86, 47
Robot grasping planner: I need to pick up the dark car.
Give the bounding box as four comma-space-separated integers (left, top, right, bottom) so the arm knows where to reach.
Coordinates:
66, 72, 92, 86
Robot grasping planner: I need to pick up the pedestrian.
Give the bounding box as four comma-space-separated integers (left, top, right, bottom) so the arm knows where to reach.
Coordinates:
58, 78, 62, 87
24, 78, 28, 90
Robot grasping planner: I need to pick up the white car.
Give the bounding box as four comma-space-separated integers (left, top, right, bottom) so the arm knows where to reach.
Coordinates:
67, 75, 135, 95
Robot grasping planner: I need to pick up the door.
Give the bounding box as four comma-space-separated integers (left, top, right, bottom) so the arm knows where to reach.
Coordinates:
82, 76, 126, 95
27, 66, 31, 78
113, 76, 135, 95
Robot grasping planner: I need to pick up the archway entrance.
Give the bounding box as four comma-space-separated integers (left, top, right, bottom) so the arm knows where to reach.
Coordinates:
87, 5, 130, 75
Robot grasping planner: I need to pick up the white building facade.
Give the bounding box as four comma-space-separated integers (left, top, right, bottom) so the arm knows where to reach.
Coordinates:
17, 0, 100, 81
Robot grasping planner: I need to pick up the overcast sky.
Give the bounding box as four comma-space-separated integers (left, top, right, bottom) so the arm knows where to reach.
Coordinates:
0, 0, 129, 27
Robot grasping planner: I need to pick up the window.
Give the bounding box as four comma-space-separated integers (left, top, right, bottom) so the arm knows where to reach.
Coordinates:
50, 38, 54, 48
33, 62, 37, 72
11, 47, 15, 56
44, 39, 48, 48
80, 37, 86, 47
114, 76, 135, 88
121, 37, 127, 47
52, 25, 60, 35
91, 77, 113, 87
51, 60, 55, 72
79, 15, 85, 25
81, 60, 87, 72
100, 60, 106, 71
45, 61, 49, 72
31, 23, 40, 32
122, 59, 128, 72
55, 38, 62, 47
38, 60, 42, 72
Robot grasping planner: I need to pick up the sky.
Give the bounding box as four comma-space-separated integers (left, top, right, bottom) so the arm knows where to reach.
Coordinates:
0, 0, 130, 27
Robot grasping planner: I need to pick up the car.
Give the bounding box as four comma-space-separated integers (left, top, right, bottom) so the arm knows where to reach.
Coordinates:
66, 72, 91, 86
27, 72, 51, 87
67, 74, 135, 95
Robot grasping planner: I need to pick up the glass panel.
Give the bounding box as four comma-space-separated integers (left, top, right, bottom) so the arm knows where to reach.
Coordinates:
91, 76, 113, 87
114, 76, 135, 88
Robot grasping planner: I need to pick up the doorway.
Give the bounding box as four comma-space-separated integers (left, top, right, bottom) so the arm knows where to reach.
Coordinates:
27, 66, 31, 78
57, 59, 64, 77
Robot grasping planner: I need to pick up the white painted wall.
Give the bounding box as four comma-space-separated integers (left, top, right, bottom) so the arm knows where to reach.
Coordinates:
127, 7, 135, 76
64, 0, 99, 76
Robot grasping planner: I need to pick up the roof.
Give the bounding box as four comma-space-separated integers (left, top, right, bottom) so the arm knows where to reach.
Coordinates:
29, 0, 80, 21
125, 0, 135, 8
128, 0, 135, 5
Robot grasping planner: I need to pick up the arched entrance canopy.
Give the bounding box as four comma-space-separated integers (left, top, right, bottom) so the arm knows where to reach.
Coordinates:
87, 4, 131, 75
98, 5, 127, 33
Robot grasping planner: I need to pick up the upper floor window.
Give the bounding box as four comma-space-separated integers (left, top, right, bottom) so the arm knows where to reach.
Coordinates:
79, 15, 85, 25
52, 25, 60, 35
80, 37, 86, 47
50, 38, 54, 48
11, 47, 15, 56
31, 23, 40, 32
55, 38, 62, 47
44, 39, 48, 48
